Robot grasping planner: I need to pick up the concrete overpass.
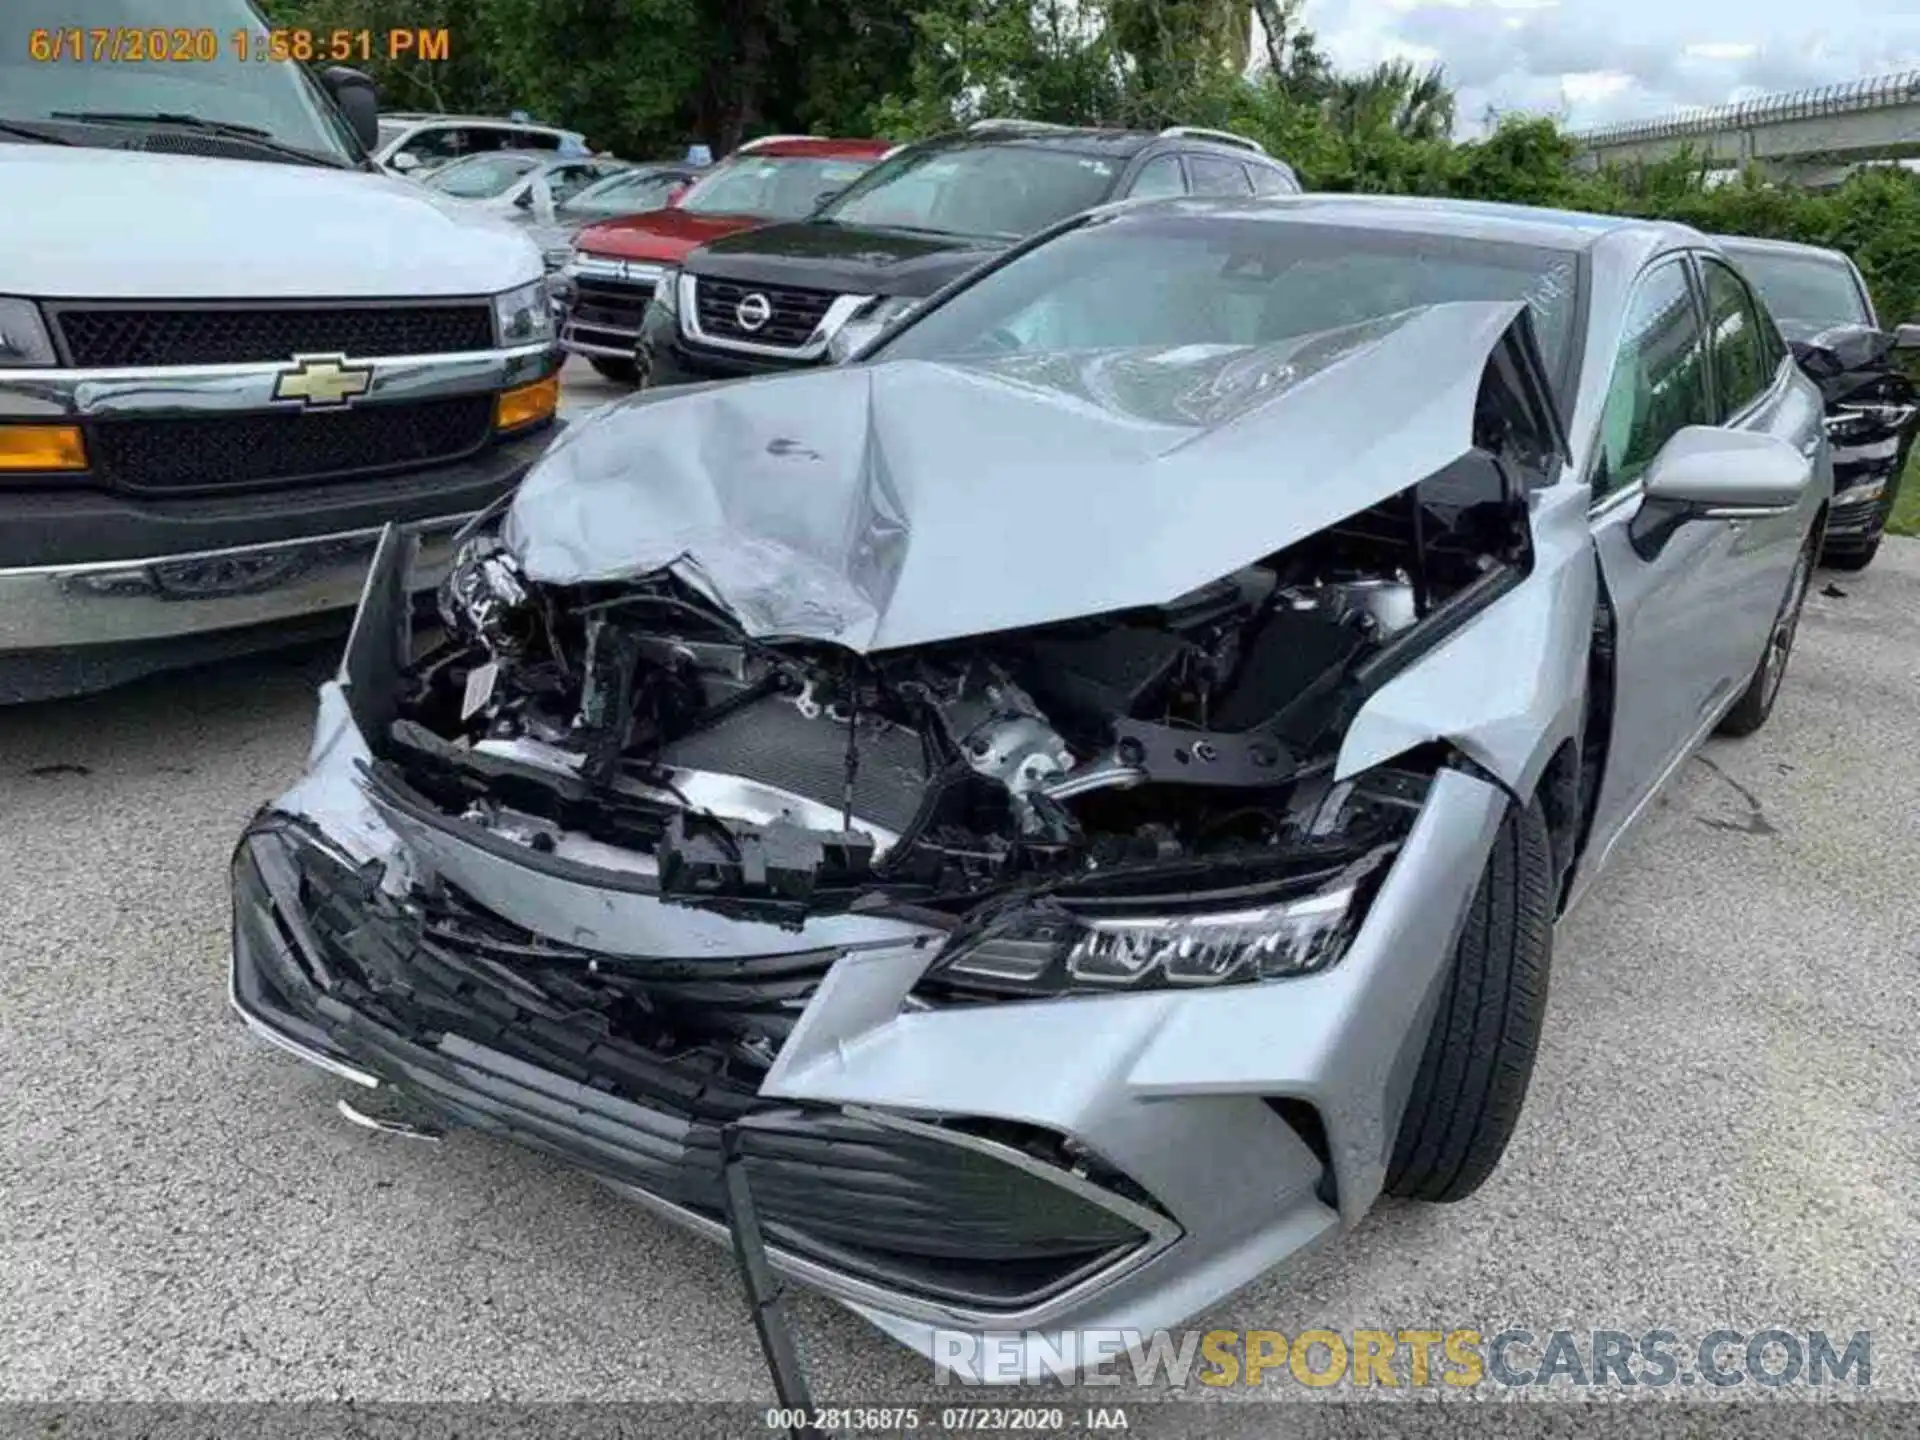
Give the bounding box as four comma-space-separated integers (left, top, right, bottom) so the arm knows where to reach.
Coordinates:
1570, 69, 1920, 186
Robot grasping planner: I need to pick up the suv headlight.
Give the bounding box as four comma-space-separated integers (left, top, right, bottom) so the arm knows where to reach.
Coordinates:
494, 279, 556, 345
0, 298, 57, 366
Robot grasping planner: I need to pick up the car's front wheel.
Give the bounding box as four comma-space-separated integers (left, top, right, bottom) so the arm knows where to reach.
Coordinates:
1821, 533, 1880, 571
1384, 793, 1554, 1203
589, 357, 640, 386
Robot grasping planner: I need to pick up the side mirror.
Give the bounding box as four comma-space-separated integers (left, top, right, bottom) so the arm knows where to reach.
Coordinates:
1629, 425, 1811, 558
318, 66, 379, 153
390, 150, 421, 174
1895, 322, 1920, 352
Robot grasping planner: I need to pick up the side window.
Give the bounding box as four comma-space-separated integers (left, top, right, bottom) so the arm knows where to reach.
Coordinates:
1187, 154, 1253, 196
1247, 163, 1293, 196
1699, 257, 1774, 420
1126, 155, 1186, 200
547, 164, 600, 203
512, 129, 565, 153
394, 126, 459, 167
1594, 259, 1712, 499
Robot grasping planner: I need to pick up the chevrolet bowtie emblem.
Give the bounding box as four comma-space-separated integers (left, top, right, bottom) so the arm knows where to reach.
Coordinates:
273, 354, 374, 409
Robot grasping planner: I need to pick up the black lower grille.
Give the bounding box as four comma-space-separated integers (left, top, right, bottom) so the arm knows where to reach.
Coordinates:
90, 395, 495, 495
568, 277, 655, 336
236, 828, 1151, 1310
51, 301, 494, 368
693, 276, 837, 350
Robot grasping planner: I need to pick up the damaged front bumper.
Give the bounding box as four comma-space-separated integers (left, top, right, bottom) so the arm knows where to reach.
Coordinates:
230, 677, 1509, 1377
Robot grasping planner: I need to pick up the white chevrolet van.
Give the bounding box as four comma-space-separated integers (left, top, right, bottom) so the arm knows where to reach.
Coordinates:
0, 1, 563, 701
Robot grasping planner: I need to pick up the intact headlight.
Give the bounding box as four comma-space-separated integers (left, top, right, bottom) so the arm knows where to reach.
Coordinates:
0, 298, 57, 366
1834, 476, 1887, 504
924, 854, 1386, 997
493, 278, 556, 345
918, 766, 1425, 998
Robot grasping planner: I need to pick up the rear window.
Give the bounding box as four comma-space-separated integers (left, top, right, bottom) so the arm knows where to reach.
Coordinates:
428, 152, 539, 198
1727, 249, 1874, 329
819, 143, 1122, 239
875, 211, 1583, 401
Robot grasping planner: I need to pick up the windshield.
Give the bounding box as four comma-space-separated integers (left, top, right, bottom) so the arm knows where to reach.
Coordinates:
1728, 249, 1874, 329
874, 211, 1583, 398
679, 154, 878, 220
428, 152, 541, 198
559, 168, 685, 217
376, 120, 408, 151
819, 143, 1121, 239
0, 0, 360, 165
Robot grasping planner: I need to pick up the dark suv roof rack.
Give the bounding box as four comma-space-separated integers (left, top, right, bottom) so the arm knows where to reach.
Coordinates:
1158, 125, 1268, 156
965, 118, 1080, 135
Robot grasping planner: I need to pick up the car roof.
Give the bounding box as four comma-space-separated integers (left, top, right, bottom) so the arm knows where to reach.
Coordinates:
383, 114, 576, 134
734, 137, 894, 160
448, 149, 613, 166
1711, 233, 1852, 266
925, 123, 1296, 166
924, 127, 1163, 160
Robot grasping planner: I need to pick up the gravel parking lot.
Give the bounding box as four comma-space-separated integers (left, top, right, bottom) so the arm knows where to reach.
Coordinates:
3, 366, 1917, 1404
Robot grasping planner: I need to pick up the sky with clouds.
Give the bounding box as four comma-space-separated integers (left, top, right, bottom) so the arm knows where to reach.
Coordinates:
1300, 0, 1920, 134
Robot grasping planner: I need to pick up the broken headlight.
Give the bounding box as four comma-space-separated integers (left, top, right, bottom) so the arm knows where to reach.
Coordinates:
923, 865, 1371, 997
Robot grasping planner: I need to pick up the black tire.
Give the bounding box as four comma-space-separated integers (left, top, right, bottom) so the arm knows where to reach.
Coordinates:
1385, 794, 1554, 1203
1821, 534, 1880, 572
589, 356, 640, 386
1717, 531, 1815, 738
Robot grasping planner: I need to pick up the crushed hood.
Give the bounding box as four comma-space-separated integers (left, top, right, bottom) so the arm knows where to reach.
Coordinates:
504, 299, 1543, 652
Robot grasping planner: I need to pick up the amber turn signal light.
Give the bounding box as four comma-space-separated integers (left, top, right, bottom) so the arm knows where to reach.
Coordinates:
0, 424, 87, 471
496, 375, 560, 433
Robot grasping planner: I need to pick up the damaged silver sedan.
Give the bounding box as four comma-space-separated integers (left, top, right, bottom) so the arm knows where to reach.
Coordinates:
230, 195, 1831, 1377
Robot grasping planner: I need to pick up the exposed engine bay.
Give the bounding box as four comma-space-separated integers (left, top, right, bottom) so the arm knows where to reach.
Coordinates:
370, 444, 1532, 946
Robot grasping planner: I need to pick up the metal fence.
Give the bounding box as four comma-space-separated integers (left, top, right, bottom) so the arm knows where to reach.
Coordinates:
1571, 68, 1920, 149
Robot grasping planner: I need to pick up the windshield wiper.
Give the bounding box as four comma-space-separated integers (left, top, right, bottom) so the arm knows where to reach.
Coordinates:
0, 118, 75, 145
49, 111, 346, 168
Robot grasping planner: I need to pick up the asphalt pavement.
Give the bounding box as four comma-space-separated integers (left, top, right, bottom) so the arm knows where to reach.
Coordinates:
3, 378, 1918, 1407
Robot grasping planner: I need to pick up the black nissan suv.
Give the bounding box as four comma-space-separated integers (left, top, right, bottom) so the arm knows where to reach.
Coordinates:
635, 120, 1301, 387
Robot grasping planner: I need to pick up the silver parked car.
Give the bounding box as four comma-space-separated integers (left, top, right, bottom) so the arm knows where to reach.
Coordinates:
421, 149, 631, 217
230, 195, 1829, 1377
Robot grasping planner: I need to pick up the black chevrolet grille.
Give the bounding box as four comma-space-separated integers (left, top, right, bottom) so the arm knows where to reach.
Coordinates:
236, 830, 1152, 1311
90, 395, 495, 495
568, 277, 655, 336
51, 302, 494, 368
693, 277, 837, 350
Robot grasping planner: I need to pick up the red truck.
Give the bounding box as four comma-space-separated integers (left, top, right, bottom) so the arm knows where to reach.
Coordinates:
559, 134, 894, 382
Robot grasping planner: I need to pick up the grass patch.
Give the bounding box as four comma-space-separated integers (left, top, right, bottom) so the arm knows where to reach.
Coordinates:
1889, 449, 1920, 538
